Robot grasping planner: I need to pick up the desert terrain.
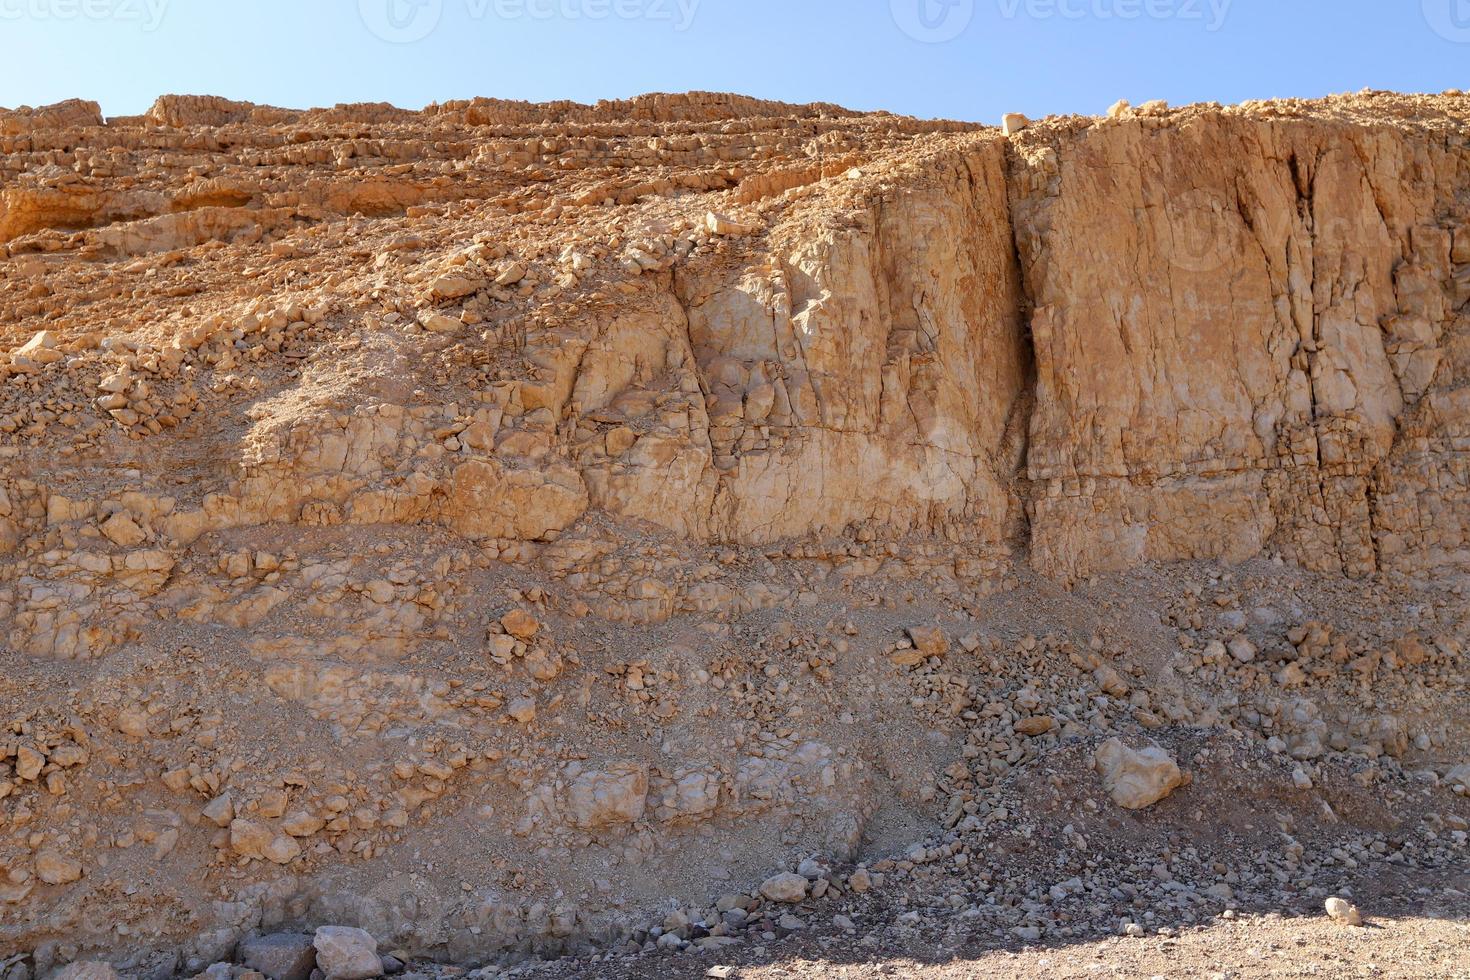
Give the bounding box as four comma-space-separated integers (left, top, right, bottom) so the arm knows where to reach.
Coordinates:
0, 89, 1466, 978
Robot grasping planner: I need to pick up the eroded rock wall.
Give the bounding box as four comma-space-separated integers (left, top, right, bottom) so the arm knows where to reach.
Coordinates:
1010, 110, 1470, 580
668, 141, 1031, 544
0, 92, 1468, 970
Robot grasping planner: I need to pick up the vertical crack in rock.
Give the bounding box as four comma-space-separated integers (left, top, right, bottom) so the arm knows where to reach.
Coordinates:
1003, 109, 1469, 581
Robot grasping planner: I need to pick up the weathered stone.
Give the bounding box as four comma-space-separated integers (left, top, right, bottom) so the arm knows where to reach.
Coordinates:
99, 513, 146, 547
500, 609, 540, 639
705, 212, 757, 237
230, 819, 275, 859
282, 811, 326, 838
430, 275, 480, 299
567, 766, 648, 829
506, 696, 537, 724
1016, 716, 1056, 737
1325, 897, 1363, 926
1228, 638, 1258, 664
312, 927, 380, 980
262, 834, 302, 865
493, 262, 527, 286
35, 849, 83, 885
759, 872, 809, 904
13, 331, 63, 366
202, 793, 235, 828
417, 311, 462, 334
906, 626, 949, 657
1094, 739, 1184, 810
49, 964, 118, 980
14, 745, 43, 781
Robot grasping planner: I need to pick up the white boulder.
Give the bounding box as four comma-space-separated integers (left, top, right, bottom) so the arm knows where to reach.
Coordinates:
313, 926, 381, 980
1094, 738, 1184, 810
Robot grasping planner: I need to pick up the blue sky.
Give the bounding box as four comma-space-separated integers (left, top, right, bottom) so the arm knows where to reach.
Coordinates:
3, 0, 1468, 122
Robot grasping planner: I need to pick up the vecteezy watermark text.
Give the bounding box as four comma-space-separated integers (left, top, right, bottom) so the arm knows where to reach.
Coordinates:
0, 0, 168, 30
894, 0, 1230, 43
1422, 0, 1470, 43
360, 0, 700, 44
997, 0, 1231, 31
891, 0, 975, 43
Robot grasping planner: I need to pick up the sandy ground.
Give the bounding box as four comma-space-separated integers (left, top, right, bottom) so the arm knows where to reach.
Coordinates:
550, 913, 1470, 979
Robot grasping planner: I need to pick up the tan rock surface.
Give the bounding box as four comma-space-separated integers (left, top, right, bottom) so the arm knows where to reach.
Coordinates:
0, 89, 1466, 978
1009, 102, 1470, 580
1093, 737, 1185, 809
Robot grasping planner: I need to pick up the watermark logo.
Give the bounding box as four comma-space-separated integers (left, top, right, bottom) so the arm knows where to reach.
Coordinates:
997, 0, 1231, 32
360, 0, 443, 43
361, 0, 701, 43
1165, 189, 1236, 275
1423, 0, 1470, 42
891, 0, 975, 42
0, 0, 169, 31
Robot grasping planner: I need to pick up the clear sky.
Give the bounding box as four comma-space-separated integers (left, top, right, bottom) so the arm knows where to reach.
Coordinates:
3, 0, 1468, 122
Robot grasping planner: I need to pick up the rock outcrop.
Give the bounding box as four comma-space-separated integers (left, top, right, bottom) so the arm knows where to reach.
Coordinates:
0, 90, 1466, 974
1010, 105, 1470, 580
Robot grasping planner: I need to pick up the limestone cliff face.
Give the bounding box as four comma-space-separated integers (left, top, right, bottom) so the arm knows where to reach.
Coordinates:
1009, 109, 1470, 580
663, 141, 1030, 544
0, 93, 1467, 965
3, 99, 1465, 582
557, 108, 1470, 581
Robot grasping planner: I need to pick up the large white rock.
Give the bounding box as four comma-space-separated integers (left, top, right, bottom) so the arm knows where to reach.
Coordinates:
1325, 896, 1363, 926
312, 926, 381, 980
705, 211, 757, 237
759, 872, 809, 904
1093, 738, 1184, 810
14, 330, 63, 365
1002, 112, 1031, 136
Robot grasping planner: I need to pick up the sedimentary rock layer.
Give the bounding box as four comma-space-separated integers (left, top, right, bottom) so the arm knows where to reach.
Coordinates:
0, 90, 1466, 968
1010, 105, 1470, 580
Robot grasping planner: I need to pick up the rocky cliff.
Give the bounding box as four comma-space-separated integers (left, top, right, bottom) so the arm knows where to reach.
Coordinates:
0, 91, 1466, 975
1012, 102, 1470, 580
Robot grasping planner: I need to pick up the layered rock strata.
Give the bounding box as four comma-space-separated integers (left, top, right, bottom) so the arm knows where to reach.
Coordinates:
0, 90, 1466, 968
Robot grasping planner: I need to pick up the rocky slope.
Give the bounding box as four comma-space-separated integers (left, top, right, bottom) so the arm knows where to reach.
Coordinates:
0, 90, 1466, 977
